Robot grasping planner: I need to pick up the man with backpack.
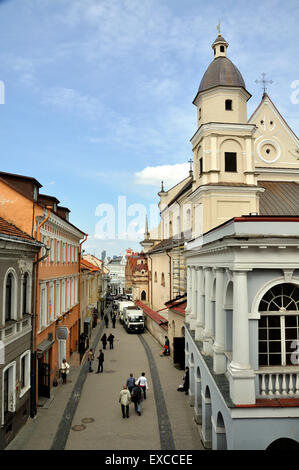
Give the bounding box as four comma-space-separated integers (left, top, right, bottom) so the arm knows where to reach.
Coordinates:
130, 382, 143, 416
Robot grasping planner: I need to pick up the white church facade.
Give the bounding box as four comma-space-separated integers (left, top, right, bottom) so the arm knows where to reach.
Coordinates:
183, 32, 299, 450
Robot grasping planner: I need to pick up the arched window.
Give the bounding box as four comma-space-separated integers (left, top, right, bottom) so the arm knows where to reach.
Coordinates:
169, 221, 173, 238
5, 273, 16, 322
258, 283, 299, 366
161, 273, 165, 287
141, 290, 146, 301
154, 272, 157, 283
22, 273, 29, 315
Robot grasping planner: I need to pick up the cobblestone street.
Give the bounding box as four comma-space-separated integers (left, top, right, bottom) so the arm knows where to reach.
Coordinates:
7, 308, 203, 451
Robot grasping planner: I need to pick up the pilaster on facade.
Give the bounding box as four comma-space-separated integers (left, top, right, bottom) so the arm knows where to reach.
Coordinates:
227, 269, 255, 405
213, 267, 226, 374
195, 267, 204, 341
202, 267, 213, 356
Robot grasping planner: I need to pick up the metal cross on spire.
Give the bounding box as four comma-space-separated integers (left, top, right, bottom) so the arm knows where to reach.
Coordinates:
188, 158, 193, 172
217, 19, 221, 36
255, 72, 273, 95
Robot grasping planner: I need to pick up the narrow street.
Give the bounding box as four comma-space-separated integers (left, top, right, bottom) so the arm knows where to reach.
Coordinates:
6, 306, 202, 451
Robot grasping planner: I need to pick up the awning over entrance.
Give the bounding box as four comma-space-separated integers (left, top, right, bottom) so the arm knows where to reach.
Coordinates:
37, 338, 55, 358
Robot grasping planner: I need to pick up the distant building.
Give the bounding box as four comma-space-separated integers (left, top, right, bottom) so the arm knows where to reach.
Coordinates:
101, 250, 106, 261
108, 256, 126, 295
125, 252, 148, 302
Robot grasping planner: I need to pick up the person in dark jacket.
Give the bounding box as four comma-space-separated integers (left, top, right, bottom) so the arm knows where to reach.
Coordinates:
126, 373, 136, 393
131, 382, 143, 415
101, 333, 107, 350
96, 349, 104, 373
177, 367, 189, 394
104, 314, 109, 328
108, 333, 115, 349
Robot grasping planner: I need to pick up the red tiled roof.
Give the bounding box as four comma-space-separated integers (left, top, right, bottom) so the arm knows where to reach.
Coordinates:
80, 258, 101, 272
135, 301, 168, 331
168, 301, 186, 316
0, 217, 35, 241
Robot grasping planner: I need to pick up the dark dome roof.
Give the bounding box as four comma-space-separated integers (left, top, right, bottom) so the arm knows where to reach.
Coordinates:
198, 56, 246, 93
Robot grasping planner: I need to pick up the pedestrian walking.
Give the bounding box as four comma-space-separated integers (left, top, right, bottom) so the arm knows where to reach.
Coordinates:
137, 372, 148, 399
163, 336, 170, 356
101, 333, 107, 350
87, 349, 94, 372
110, 309, 113, 319
112, 314, 116, 328
119, 384, 131, 419
101, 308, 104, 320
60, 359, 70, 384
131, 382, 143, 416
104, 314, 109, 328
96, 349, 104, 373
126, 373, 136, 393
108, 333, 115, 349
177, 367, 189, 395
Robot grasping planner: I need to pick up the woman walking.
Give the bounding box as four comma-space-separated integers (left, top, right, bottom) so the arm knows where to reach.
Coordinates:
101, 333, 107, 350
60, 358, 70, 384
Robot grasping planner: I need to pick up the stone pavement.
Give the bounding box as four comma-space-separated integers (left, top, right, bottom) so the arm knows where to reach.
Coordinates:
7, 306, 203, 451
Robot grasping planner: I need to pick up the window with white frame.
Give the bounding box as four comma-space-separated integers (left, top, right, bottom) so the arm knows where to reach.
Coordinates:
67, 244, 70, 263
56, 240, 60, 263
56, 281, 60, 317
40, 284, 47, 329
20, 350, 31, 396
61, 280, 66, 313
49, 283, 54, 322
71, 245, 74, 263
258, 283, 299, 366
67, 279, 70, 310
2, 362, 16, 423
50, 238, 54, 262
5, 271, 16, 322
22, 272, 30, 316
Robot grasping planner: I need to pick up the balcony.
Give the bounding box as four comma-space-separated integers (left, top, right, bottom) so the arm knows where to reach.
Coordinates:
0, 315, 32, 343
256, 368, 299, 398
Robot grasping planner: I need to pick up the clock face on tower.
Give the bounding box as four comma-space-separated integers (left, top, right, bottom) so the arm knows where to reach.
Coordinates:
257, 138, 281, 164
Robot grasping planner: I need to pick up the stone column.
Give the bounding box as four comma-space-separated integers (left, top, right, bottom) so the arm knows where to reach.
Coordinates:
213, 268, 226, 373
195, 267, 204, 341
203, 267, 213, 355
190, 266, 197, 330
228, 270, 255, 405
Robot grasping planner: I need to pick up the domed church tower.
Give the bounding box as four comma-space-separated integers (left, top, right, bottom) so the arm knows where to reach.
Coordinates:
189, 30, 264, 235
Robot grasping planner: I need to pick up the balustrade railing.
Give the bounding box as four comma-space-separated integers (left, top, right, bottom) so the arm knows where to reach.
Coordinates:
0, 315, 32, 342
256, 369, 299, 397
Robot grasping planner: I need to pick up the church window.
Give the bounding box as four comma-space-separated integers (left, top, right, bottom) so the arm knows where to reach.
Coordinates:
258, 283, 299, 366
220, 45, 225, 52
270, 120, 273, 125
224, 152, 237, 172
141, 291, 146, 301
199, 157, 203, 175
225, 99, 232, 111
260, 120, 264, 124
198, 108, 202, 121
161, 273, 165, 287
154, 272, 157, 283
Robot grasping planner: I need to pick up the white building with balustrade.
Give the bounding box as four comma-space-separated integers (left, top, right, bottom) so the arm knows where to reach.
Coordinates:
185, 216, 299, 450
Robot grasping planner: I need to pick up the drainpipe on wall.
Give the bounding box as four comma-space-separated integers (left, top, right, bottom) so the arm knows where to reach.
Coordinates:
167, 251, 172, 300
79, 234, 88, 343
30, 208, 51, 418
148, 254, 153, 307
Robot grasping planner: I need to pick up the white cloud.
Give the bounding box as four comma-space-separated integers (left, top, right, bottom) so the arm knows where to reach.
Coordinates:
134, 163, 189, 187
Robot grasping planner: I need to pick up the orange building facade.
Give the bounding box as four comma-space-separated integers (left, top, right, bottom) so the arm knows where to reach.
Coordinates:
0, 171, 86, 405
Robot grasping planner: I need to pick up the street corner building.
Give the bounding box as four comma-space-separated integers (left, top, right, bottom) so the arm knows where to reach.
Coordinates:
138, 31, 299, 450
0, 217, 42, 449
184, 34, 299, 450
0, 171, 86, 448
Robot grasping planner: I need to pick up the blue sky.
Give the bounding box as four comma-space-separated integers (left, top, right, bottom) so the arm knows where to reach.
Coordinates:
0, 0, 298, 257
